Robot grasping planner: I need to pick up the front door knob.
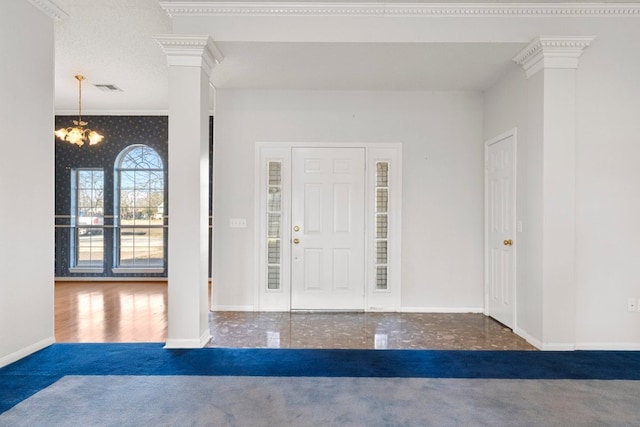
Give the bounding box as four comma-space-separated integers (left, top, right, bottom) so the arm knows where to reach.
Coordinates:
503, 239, 513, 246
293, 238, 300, 244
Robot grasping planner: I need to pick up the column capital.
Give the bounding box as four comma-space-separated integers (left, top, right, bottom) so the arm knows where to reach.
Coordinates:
154, 35, 224, 76
513, 36, 595, 78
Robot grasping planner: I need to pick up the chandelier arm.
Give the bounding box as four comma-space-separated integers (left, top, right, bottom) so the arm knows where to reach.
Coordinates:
76, 74, 83, 123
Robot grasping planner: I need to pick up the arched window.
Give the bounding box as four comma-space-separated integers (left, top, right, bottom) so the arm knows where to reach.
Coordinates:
114, 145, 165, 270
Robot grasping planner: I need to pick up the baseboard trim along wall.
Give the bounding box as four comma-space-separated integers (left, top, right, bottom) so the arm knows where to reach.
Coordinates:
211, 305, 255, 312
401, 307, 484, 314
0, 337, 55, 368
164, 332, 211, 349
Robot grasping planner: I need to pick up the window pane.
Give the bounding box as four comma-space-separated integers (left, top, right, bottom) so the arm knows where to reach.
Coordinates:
268, 187, 281, 211
115, 145, 165, 268
376, 214, 388, 239
376, 162, 389, 187
268, 214, 281, 238
76, 233, 104, 267
268, 266, 280, 290
376, 240, 388, 264
376, 266, 388, 290
269, 162, 281, 185
72, 169, 104, 268
376, 188, 388, 213
268, 239, 281, 264
118, 227, 164, 267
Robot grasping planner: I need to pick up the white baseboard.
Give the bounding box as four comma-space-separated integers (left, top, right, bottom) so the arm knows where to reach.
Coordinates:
540, 342, 576, 351
514, 327, 543, 350
401, 306, 484, 314
0, 337, 55, 368
575, 342, 640, 350
164, 331, 211, 349
211, 305, 254, 312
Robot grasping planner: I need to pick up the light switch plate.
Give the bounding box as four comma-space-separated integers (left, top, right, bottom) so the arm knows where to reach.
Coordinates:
229, 218, 247, 228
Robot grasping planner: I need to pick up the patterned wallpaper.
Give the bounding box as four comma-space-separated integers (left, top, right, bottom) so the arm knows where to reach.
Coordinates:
54, 115, 214, 278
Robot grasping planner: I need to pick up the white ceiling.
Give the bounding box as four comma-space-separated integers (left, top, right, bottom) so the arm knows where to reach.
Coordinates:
52, 0, 639, 113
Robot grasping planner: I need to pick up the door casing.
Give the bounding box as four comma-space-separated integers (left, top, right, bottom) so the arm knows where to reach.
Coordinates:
484, 129, 517, 329
255, 142, 402, 312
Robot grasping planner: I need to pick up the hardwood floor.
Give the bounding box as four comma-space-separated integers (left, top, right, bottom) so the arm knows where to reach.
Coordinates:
55, 281, 167, 342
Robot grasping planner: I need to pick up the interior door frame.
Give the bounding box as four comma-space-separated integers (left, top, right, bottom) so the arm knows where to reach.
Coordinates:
255, 142, 402, 312
484, 128, 518, 329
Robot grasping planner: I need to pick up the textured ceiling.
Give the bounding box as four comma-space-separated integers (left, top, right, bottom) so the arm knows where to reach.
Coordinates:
53, 0, 640, 113
54, 0, 171, 113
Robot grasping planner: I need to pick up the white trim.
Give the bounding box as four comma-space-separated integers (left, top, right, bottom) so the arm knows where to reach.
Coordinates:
69, 267, 104, 274
575, 342, 640, 350
513, 36, 595, 78
154, 35, 224, 76
211, 304, 255, 311
484, 128, 518, 330
161, 2, 640, 17
255, 142, 402, 312
164, 331, 211, 348
55, 277, 169, 282
540, 342, 576, 351
0, 337, 55, 368
514, 326, 542, 350
112, 267, 165, 274
27, 0, 68, 21
55, 110, 169, 116
401, 306, 484, 313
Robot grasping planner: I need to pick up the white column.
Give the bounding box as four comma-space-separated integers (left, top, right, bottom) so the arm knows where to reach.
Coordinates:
514, 36, 593, 349
155, 35, 223, 348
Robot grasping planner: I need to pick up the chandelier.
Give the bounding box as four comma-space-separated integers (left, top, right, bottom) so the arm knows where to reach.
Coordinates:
54, 74, 104, 146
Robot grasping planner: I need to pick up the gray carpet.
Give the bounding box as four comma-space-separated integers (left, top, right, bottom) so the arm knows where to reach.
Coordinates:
2, 376, 638, 426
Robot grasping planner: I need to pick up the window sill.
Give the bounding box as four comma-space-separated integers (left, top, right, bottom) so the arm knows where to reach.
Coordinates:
69, 267, 104, 274
112, 267, 165, 274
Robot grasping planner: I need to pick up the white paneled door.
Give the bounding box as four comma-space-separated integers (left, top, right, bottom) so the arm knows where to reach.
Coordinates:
291, 147, 365, 310
486, 133, 516, 328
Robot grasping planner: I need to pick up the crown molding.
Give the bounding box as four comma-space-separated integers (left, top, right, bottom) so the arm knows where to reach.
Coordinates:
160, 2, 640, 17
154, 35, 224, 76
513, 36, 595, 77
27, 0, 68, 21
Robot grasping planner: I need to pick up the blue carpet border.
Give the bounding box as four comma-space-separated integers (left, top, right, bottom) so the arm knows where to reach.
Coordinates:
1, 343, 639, 414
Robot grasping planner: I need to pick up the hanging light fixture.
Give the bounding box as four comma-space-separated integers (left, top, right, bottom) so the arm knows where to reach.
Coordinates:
55, 74, 104, 146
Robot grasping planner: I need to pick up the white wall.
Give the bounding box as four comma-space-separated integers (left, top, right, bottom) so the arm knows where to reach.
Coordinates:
213, 90, 484, 311
0, 0, 55, 366
484, 21, 640, 349
483, 65, 543, 343
574, 27, 640, 348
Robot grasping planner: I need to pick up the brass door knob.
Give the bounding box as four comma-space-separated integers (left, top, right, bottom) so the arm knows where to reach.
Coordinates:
503, 239, 513, 246
293, 225, 300, 232
293, 238, 300, 244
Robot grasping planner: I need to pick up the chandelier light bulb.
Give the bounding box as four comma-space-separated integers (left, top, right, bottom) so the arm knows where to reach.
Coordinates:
54, 74, 105, 147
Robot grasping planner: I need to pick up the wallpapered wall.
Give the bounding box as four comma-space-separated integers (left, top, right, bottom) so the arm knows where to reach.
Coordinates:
54, 115, 213, 279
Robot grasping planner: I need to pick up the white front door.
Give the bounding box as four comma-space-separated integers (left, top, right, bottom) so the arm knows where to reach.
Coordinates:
486, 132, 516, 328
291, 147, 365, 310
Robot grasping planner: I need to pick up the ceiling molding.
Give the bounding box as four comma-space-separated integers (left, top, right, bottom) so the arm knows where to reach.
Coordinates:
513, 36, 595, 77
154, 35, 225, 76
160, 2, 640, 17
27, 0, 68, 21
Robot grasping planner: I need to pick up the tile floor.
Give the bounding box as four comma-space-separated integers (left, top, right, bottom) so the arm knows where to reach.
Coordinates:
207, 311, 537, 350
55, 281, 536, 350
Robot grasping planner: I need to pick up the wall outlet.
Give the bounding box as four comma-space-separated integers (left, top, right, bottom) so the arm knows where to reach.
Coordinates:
627, 298, 637, 312
229, 218, 247, 228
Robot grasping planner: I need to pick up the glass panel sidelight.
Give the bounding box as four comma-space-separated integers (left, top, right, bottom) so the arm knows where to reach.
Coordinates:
375, 162, 389, 290
267, 161, 282, 290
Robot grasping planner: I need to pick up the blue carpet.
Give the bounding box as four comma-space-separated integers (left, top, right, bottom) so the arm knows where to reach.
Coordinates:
1, 344, 639, 414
